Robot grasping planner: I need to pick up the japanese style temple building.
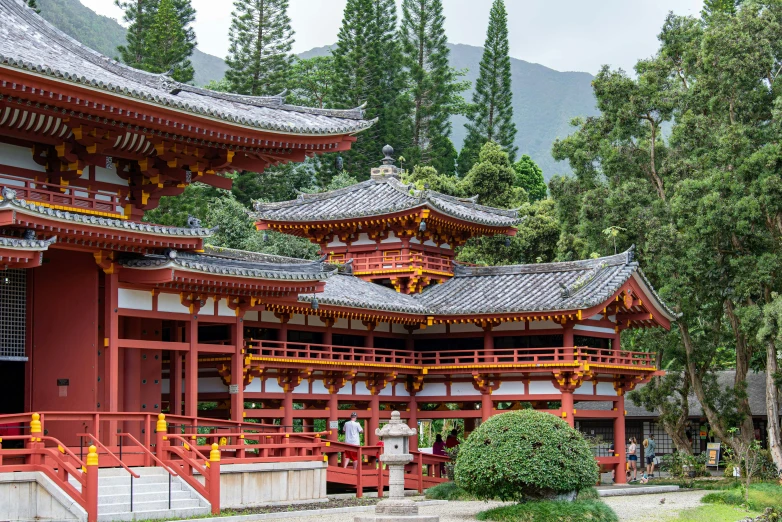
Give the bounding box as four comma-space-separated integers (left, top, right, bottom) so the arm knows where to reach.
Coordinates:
0, 1, 675, 511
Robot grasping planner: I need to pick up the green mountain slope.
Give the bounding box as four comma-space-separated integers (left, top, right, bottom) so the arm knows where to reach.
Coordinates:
37, 0, 227, 87
36, 1, 596, 177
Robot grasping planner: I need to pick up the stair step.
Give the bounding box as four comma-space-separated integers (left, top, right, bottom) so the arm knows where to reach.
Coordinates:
94, 481, 185, 495
99, 498, 203, 514
96, 506, 211, 522
96, 490, 194, 505
89, 475, 174, 487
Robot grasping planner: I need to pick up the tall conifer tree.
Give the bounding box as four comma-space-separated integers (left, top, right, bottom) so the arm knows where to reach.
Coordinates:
142, 0, 195, 82
399, 0, 467, 175
332, 0, 408, 178
116, 0, 196, 75
458, 0, 517, 175
225, 0, 294, 96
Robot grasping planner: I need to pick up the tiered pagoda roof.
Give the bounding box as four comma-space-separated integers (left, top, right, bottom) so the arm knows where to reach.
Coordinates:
253, 176, 522, 229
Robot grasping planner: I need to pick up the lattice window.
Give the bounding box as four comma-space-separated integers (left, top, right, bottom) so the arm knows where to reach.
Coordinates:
0, 269, 26, 361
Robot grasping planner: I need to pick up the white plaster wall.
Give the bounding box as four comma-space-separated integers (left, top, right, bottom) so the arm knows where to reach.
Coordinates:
354, 382, 372, 395
245, 378, 262, 393
380, 231, 399, 243
528, 381, 558, 394
199, 377, 228, 393
409, 238, 421, 244
118, 289, 153, 311
245, 310, 259, 322
416, 324, 446, 335
492, 322, 525, 333
201, 297, 215, 316
217, 298, 234, 317
350, 320, 367, 331
423, 239, 437, 247
289, 314, 306, 326
265, 380, 285, 394
574, 324, 616, 335
392, 323, 408, 334
334, 318, 349, 330
575, 383, 595, 395
450, 382, 478, 396
261, 311, 277, 323
394, 383, 410, 396
596, 382, 617, 396
417, 382, 447, 397
0, 142, 46, 172
158, 292, 190, 314
495, 381, 525, 395
310, 380, 329, 395
352, 233, 375, 246
94, 164, 126, 185
327, 238, 347, 247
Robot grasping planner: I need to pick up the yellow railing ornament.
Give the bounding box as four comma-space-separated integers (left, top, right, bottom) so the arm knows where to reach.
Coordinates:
156, 414, 167, 433
210, 443, 220, 462
30, 413, 42, 436
86, 445, 99, 467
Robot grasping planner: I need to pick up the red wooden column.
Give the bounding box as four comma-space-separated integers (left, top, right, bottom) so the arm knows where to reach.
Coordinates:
123, 318, 142, 438
282, 389, 294, 429
613, 394, 627, 484
184, 315, 199, 418
364, 321, 376, 350
321, 317, 334, 346
480, 392, 493, 422
561, 389, 575, 428
230, 315, 244, 423
563, 321, 575, 361
171, 326, 183, 415
103, 270, 119, 446
327, 392, 339, 465
408, 395, 418, 451
482, 325, 494, 363
368, 393, 380, 446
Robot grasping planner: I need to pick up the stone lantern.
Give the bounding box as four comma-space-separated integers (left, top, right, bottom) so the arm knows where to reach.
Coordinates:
355, 411, 438, 522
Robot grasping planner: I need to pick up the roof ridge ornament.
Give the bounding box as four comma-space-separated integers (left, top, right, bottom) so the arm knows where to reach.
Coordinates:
371, 146, 401, 180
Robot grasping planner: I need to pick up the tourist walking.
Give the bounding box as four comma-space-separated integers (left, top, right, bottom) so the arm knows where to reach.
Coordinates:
343, 412, 363, 469
628, 437, 638, 481
646, 434, 657, 478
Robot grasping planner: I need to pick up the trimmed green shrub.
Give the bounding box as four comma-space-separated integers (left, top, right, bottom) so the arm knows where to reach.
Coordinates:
425, 482, 476, 501
477, 500, 618, 522
454, 410, 599, 502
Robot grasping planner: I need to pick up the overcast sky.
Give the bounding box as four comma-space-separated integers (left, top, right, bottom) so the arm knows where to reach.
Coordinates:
80, 0, 703, 74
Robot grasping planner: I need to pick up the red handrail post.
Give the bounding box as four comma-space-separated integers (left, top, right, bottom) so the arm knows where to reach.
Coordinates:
28, 413, 42, 466
356, 447, 363, 498
85, 445, 99, 522
209, 443, 221, 515
155, 414, 168, 465
376, 455, 383, 498
417, 452, 424, 494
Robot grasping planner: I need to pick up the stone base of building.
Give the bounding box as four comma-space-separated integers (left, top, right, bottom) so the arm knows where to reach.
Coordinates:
196, 461, 327, 509
355, 516, 440, 522
0, 472, 87, 522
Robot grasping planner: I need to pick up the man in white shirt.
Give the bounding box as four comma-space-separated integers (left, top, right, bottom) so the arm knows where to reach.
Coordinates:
343, 412, 363, 469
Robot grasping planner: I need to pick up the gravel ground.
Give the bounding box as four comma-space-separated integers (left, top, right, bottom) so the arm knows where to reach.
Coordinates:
258, 490, 710, 522
602, 490, 711, 522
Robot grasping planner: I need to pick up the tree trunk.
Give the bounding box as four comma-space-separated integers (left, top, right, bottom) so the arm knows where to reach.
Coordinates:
766, 339, 782, 470
725, 298, 756, 445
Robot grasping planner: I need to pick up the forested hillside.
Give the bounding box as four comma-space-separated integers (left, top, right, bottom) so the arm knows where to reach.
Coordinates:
35, 1, 596, 178
36, 0, 227, 86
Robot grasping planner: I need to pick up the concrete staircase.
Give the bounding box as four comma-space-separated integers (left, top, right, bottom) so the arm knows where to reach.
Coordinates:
70, 467, 211, 521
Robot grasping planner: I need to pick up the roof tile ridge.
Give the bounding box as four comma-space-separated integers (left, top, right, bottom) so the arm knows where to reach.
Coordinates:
201, 244, 314, 265
451, 248, 634, 277
426, 190, 519, 218
177, 250, 324, 270
277, 102, 367, 121
252, 179, 391, 214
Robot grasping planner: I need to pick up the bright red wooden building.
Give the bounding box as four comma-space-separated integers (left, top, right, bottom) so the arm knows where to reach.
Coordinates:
0, 2, 675, 515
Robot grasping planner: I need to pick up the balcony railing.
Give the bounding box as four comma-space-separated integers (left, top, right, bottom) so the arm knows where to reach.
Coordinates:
245, 340, 656, 369
0, 174, 123, 217
349, 253, 453, 274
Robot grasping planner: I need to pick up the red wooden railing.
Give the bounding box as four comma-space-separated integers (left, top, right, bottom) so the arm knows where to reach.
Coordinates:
246, 341, 656, 369
246, 339, 419, 365
350, 252, 453, 274
0, 175, 123, 216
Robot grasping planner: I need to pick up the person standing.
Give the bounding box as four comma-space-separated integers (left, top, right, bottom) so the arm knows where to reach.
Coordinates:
646, 434, 657, 478
628, 437, 638, 482
343, 412, 363, 469
445, 429, 460, 449
432, 434, 447, 476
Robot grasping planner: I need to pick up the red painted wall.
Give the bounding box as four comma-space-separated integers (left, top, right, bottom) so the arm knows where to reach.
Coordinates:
31, 250, 98, 444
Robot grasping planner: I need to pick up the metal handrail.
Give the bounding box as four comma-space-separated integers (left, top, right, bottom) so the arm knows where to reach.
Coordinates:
119, 433, 177, 510
78, 433, 140, 513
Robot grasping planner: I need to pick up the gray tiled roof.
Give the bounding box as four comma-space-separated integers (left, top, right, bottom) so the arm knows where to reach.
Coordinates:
415, 248, 677, 318
0, 190, 215, 237
299, 274, 429, 314
120, 251, 335, 281
253, 177, 521, 227
0, 0, 374, 136
0, 235, 56, 250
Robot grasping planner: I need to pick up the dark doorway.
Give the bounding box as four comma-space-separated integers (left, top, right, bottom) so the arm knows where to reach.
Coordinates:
0, 361, 25, 413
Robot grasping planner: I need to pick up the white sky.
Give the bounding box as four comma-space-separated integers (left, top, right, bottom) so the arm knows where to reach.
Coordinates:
80, 0, 703, 74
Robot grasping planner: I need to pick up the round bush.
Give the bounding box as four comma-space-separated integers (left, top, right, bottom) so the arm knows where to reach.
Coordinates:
454, 410, 598, 502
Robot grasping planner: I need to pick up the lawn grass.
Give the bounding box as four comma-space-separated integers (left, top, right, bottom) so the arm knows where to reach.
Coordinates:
645, 478, 741, 490
666, 504, 760, 521
701, 482, 782, 512
476, 500, 618, 522
425, 481, 479, 501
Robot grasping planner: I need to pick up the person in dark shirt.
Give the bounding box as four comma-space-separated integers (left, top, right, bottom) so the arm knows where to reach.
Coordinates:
433, 434, 447, 476
445, 429, 460, 449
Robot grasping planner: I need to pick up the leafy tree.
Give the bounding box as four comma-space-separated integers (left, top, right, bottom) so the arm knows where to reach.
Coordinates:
142, 0, 195, 82
225, 0, 294, 96
204, 77, 232, 92
756, 294, 782, 467
702, 0, 742, 21
27, 0, 40, 14
513, 155, 546, 202
233, 161, 315, 207
399, 0, 468, 175
289, 56, 336, 108
332, 0, 408, 178
458, 0, 517, 175
143, 182, 224, 226
116, 0, 195, 76
402, 165, 465, 196
462, 141, 525, 208
551, 3, 782, 459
